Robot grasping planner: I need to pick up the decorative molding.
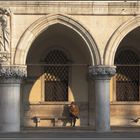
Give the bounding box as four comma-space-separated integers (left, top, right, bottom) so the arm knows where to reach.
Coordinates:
88, 65, 116, 80
0, 65, 27, 79
0, 2, 139, 15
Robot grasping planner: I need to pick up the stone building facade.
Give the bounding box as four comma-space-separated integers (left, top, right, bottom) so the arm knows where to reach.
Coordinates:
0, 1, 140, 132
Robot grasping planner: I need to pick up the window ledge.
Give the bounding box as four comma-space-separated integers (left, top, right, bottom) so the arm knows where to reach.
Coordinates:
110, 101, 140, 105
29, 101, 71, 105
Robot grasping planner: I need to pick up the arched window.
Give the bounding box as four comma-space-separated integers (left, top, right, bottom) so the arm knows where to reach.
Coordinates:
115, 50, 139, 101
44, 50, 69, 101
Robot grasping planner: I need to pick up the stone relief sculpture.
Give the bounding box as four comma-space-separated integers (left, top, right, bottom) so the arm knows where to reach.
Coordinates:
0, 8, 11, 63
0, 8, 10, 52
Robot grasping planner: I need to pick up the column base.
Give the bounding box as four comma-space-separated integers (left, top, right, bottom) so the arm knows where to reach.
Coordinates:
0, 124, 20, 132
96, 127, 111, 132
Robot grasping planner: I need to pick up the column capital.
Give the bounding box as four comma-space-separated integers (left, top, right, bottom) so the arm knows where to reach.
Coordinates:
0, 65, 27, 83
88, 65, 116, 80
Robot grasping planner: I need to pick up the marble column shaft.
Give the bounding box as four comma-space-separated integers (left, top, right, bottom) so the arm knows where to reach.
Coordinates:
89, 65, 116, 131
0, 65, 26, 132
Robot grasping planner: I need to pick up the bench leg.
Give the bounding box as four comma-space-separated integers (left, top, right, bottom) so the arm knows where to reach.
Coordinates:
53, 119, 56, 127
71, 118, 73, 126
35, 122, 38, 127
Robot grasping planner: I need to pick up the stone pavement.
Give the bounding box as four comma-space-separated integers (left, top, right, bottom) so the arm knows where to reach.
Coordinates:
1, 127, 140, 140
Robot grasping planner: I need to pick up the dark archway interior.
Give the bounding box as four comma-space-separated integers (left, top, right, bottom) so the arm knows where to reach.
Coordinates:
27, 23, 92, 65
110, 27, 140, 125
116, 27, 140, 56
114, 27, 140, 102
22, 23, 93, 127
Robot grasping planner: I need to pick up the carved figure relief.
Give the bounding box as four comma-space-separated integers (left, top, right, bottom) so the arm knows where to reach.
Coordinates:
0, 8, 11, 63
0, 8, 10, 52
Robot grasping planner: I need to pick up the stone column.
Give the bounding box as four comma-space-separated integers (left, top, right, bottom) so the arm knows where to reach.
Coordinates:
0, 65, 26, 132
88, 65, 116, 132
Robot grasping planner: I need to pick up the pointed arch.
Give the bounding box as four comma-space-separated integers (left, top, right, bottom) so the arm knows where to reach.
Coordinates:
14, 14, 101, 65
104, 15, 140, 65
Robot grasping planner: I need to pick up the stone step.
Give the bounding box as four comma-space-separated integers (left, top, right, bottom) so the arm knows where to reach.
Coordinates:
1, 127, 140, 139
22, 126, 95, 132
23, 126, 140, 132
0, 131, 140, 139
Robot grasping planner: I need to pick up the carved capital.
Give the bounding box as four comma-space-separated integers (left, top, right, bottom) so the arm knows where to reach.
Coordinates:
0, 65, 27, 79
88, 65, 116, 80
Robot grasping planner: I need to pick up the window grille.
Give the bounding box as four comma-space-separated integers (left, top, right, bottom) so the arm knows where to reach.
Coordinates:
115, 50, 139, 101
44, 50, 69, 101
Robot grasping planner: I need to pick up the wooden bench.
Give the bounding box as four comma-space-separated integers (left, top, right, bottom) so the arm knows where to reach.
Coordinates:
32, 116, 72, 127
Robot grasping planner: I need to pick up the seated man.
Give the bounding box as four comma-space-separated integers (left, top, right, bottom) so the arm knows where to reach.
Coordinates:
69, 101, 79, 127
